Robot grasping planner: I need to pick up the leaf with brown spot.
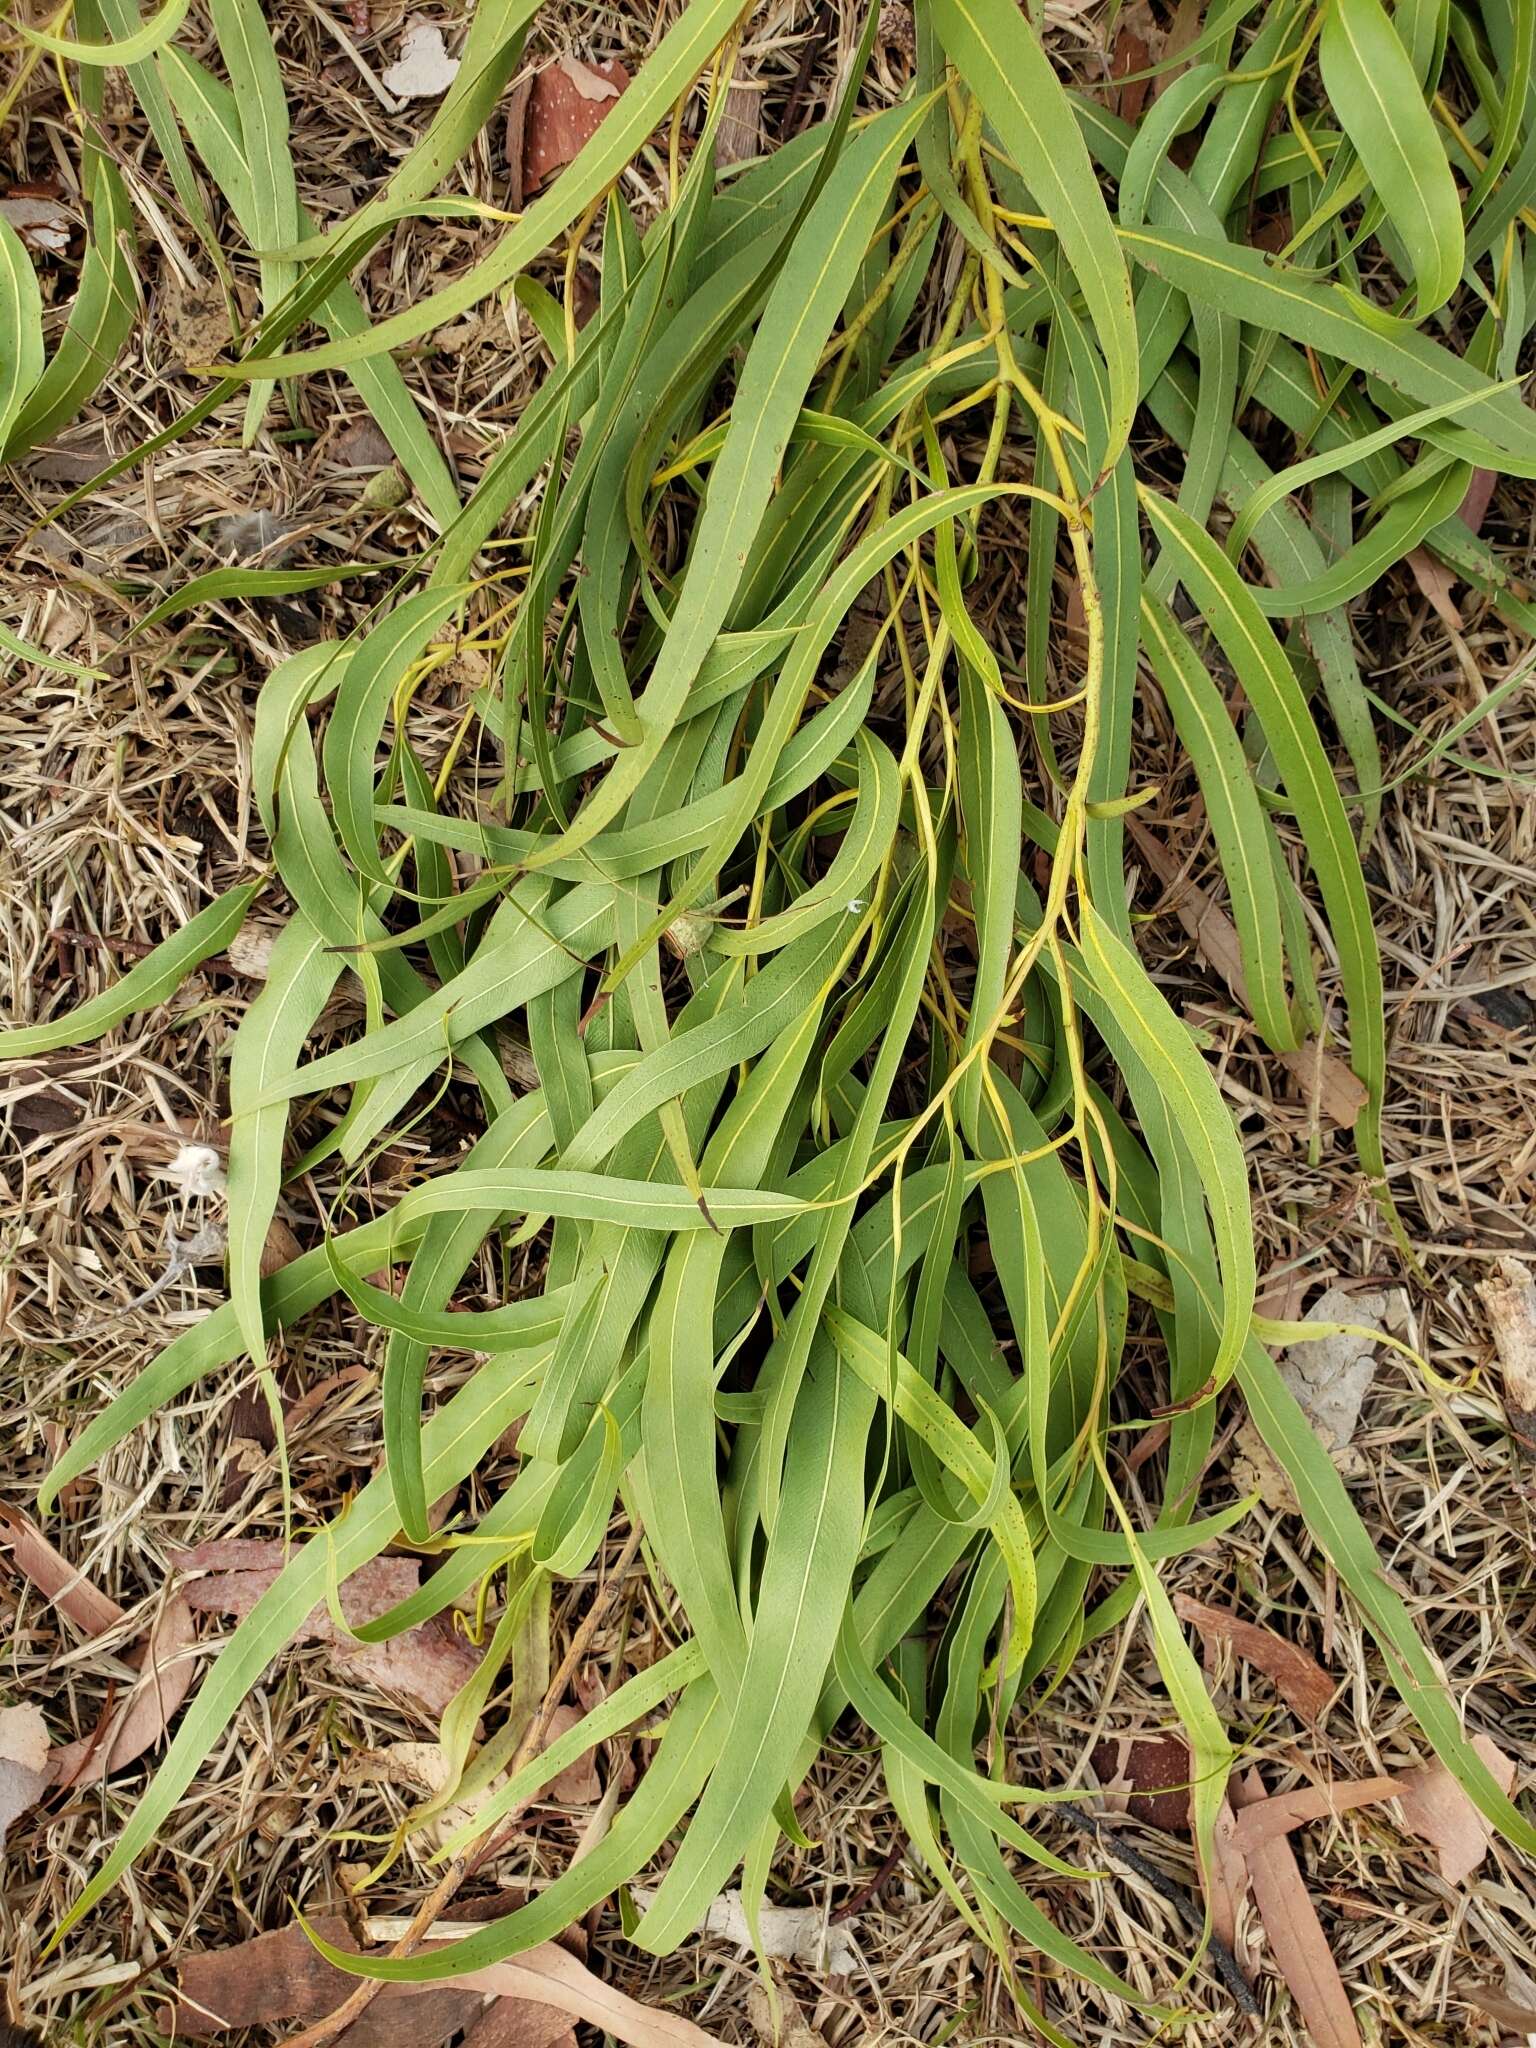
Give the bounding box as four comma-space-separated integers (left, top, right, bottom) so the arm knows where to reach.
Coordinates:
1174, 1594, 1335, 1723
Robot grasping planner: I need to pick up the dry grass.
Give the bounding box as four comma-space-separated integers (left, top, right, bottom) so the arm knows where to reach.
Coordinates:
3, 2, 1535, 2044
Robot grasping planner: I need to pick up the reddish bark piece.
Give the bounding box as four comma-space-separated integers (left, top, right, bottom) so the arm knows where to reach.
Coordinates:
1092, 1735, 1191, 1830
513, 56, 631, 203
1174, 1593, 1336, 1723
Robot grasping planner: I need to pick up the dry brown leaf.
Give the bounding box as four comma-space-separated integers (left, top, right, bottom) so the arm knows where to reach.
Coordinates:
1205, 1797, 1251, 1969
382, 18, 461, 99
746, 1981, 827, 2048
1229, 1775, 1401, 1852
1394, 1735, 1515, 1885
1461, 1962, 1536, 2036
0, 191, 72, 254
261, 1213, 304, 1278
1231, 1412, 1302, 1515
516, 56, 631, 199
1091, 1734, 1191, 1829
1111, 20, 1154, 121
1406, 546, 1463, 631
1125, 818, 1367, 1128
165, 1918, 535, 2047
557, 52, 621, 101
1477, 1257, 1536, 1436
179, 1546, 478, 1716
1236, 1769, 1361, 2048
161, 284, 236, 371
1458, 467, 1499, 535
3, 1064, 88, 1136
395, 1937, 726, 2048
0, 1705, 49, 1849
49, 1593, 198, 1789
467, 2017, 577, 2048
1, 1511, 206, 1785
0, 1503, 125, 1637
1173, 1594, 1336, 1723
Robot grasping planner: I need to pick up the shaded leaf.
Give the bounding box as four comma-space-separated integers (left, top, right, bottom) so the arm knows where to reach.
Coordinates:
0, 1705, 49, 1849
178, 1548, 478, 1717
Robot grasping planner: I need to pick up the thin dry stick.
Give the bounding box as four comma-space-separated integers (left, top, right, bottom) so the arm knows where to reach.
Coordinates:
278, 1522, 646, 2048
